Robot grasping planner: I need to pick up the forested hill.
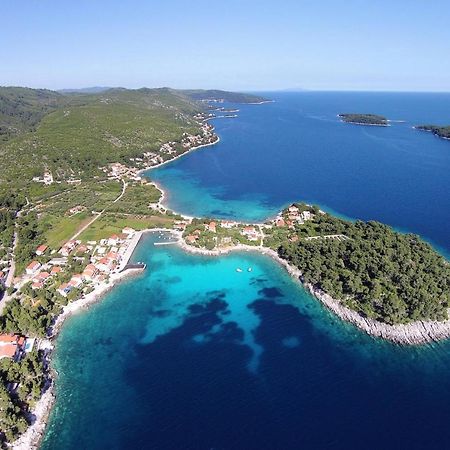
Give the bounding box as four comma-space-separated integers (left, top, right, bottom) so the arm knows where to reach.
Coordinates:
0, 86, 266, 190
0, 87, 64, 141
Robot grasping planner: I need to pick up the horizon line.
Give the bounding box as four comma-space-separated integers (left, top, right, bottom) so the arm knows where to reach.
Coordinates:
1, 84, 450, 95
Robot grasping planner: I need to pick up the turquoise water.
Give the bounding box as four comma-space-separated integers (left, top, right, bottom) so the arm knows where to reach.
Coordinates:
42, 93, 450, 449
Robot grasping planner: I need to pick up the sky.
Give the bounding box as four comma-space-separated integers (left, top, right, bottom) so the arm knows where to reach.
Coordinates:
2, 0, 450, 92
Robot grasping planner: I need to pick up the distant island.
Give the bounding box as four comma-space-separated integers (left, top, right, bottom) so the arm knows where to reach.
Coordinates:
339, 113, 388, 126
415, 124, 450, 140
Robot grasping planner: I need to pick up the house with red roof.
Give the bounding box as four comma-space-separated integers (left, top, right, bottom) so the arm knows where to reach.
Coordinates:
96, 257, 116, 273
50, 266, 62, 276
69, 274, 83, 288
35, 271, 50, 282
32, 281, 44, 290
0, 334, 25, 360
205, 221, 217, 233
59, 240, 78, 256
36, 244, 48, 256
186, 235, 198, 244
82, 264, 98, 281
26, 261, 41, 275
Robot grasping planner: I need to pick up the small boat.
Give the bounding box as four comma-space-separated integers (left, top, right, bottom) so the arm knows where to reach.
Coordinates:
236, 268, 243, 272
248, 267, 253, 272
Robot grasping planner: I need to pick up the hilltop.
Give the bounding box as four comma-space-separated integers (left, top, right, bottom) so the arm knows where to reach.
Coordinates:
0, 87, 64, 141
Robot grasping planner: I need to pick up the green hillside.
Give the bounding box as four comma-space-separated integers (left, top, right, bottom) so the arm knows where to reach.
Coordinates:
0, 87, 64, 141
0, 86, 268, 189
0, 87, 203, 186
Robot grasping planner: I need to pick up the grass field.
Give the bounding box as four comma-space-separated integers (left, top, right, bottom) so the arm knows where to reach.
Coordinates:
78, 214, 175, 241
41, 213, 94, 248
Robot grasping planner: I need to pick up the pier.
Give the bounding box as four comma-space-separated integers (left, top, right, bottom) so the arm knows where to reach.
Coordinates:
120, 262, 146, 272
117, 231, 143, 272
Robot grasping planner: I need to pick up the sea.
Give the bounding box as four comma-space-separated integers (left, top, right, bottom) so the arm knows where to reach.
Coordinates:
42, 92, 450, 449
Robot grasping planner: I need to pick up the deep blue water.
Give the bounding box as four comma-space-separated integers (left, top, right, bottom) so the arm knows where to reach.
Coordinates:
150, 92, 450, 253
42, 93, 450, 449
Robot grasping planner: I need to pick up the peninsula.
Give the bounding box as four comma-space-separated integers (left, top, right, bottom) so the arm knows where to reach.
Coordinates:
339, 113, 388, 126
179, 204, 450, 342
415, 124, 450, 140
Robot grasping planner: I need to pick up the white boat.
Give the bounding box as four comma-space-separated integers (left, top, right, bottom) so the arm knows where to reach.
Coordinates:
236, 268, 243, 272
248, 267, 252, 272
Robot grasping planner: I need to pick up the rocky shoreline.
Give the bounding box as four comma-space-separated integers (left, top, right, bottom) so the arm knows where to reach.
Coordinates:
176, 238, 450, 346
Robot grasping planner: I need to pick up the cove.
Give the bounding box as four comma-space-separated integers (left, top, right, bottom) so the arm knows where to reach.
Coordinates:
42, 233, 450, 449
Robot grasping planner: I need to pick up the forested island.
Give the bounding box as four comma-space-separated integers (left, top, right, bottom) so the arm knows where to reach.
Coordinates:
339, 113, 388, 126
415, 124, 450, 140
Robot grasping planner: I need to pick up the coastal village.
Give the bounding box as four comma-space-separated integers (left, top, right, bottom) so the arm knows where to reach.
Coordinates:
1, 225, 142, 352
0, 110, 221, 446
179, 203, 318, 252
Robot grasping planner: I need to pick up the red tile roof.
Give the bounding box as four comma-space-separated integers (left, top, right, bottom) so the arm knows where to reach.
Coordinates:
0, 334, 17, 344
26, 261, 41, 270
0, 345, 17, 358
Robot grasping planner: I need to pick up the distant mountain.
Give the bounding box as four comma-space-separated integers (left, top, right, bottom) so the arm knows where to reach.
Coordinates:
58, 86, 114, 94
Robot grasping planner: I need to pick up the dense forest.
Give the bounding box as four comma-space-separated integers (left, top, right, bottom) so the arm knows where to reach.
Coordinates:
416, 124, 450, 139
339, 113, 388, 125
0, 87, 63, 141
266, 205, 450, 325
0, 351, 47, 443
